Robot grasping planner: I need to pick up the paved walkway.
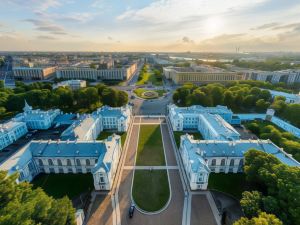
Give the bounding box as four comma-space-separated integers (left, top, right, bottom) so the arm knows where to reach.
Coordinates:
123, 165, 178, 170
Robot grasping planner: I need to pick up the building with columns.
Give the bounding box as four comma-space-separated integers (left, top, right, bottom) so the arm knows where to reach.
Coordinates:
14, 101, 61, 130
180, 134, 300, 190
0, 134, 122, 190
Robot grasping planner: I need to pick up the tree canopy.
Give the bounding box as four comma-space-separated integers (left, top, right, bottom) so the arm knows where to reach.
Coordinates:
240, 150, 300, 225
0, 81, 128, 119
0, 171, 76, 225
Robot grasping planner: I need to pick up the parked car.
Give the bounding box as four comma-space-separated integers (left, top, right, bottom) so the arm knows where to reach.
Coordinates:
128, 204, 135, 218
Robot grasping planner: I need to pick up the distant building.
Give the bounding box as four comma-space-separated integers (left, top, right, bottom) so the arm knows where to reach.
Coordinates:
53, 80, 86, 90
180, 134, 300, 190
163, 66, 244, 84
14, 101, 60, 130
243, 69, 300, 84
13, 66, 56, 80
0, 134, 122, 191
56, 62, 137, 81
0, 120, 28, 150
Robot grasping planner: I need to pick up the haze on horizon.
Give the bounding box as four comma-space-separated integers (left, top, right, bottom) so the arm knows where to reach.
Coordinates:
0, 0, 300, 52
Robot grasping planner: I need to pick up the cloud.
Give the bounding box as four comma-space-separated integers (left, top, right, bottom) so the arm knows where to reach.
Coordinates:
251, 22, 279, 30
36, 35, 58, 40
272, 22, 300, 30
107, 36, 113, 40
182, 36, 194, 44
117, 0, 267, 23
5, 0, 61, 11
91, 0, 105, 9
23, 18, 68, 35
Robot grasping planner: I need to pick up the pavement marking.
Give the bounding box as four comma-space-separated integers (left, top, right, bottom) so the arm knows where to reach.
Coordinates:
123, 165, 179, 170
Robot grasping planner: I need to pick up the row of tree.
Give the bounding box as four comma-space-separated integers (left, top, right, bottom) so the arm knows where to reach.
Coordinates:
173, 81, 300, 128
234, 150, 300, 225
173, 82, 273, 113
232, 59, 300, 71
0, 81, 128, 117
246, 121, 300, 161
0, 171, 76, 225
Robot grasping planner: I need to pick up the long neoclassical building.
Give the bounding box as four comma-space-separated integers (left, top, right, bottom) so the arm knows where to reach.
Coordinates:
0, 103, 132, 190
168, 104, 300, 190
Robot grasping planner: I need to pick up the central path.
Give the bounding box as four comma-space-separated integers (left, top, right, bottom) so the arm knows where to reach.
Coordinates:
118, 116, 184, 225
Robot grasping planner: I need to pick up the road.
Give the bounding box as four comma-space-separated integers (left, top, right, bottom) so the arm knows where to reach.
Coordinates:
87, 116, 219, 225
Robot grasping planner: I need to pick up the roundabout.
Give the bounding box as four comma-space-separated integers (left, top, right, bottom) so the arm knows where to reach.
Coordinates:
134, 88, 166, 99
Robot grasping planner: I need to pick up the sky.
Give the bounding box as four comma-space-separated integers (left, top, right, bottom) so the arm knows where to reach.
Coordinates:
0, 0, 300, 52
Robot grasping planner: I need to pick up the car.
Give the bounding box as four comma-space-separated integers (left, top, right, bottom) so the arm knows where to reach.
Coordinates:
128, 204, 135, 218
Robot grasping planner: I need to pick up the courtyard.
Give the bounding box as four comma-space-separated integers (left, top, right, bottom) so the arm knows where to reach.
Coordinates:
97, 131, 127, 147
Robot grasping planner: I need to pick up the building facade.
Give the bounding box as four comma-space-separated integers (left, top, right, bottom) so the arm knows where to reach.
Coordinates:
56, 62, 137, 81
0, 120, 28, 150
179, 134, 300, 190
13, 66, 56, 80
262, 89, 300, 104
53, 80, 87, 90
163, 66, 244, 84
0, 134, 122, 191
14, 101, 61, 130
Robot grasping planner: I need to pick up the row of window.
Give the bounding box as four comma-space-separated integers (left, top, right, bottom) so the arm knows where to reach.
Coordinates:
38, 158, 95, 167
210, 158, 243, 167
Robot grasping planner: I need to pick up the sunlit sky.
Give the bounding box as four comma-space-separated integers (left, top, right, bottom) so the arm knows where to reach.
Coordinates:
0, 0, 300, 52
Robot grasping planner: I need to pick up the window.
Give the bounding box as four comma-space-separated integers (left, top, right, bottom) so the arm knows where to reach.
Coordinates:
67, 159, 72, 166
86, 159, 90, 166
48, 159, 53, 166
221, 159, 225, 166
49, 168, 55, 173
239, 159, 244, 166
230, 159, 234, 167
76, 159, 81, 166
68, 168, 73, 173
59, 168, 64, 173
57, 159, 62, 166
38, 159, 43, 166
211, 159, 216, 166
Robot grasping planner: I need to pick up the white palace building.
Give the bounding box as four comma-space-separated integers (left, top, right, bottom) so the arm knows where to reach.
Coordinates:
0, 103, 132, 191
168, 104, 300, 190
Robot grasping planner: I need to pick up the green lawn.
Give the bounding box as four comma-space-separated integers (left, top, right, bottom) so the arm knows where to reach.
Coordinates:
133, 88, 166, 99
97, 131, 127, 147
136, 65, 163, 86
132, 170, 170, 212
136, 125, 166, 166
208, 173, 248, 199
173, 131, 203, 148
32, 173, 94, 199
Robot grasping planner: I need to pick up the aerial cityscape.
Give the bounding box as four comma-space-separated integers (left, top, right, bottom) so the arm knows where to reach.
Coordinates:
0, 1, 300, 225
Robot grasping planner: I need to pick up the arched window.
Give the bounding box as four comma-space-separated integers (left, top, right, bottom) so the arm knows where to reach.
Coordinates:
230, 159, 235, 166
239, 159, 244, 166
86, 159, 90, 166
76, 159, 81, 166
67, 159, 72, 166
48, 159, 53, 166
38, 159, 43, 166
211, 159, 216, 166
57, 159, 62, 166
221, 159, 225, 166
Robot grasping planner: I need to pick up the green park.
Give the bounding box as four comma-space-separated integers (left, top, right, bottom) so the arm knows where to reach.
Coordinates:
132, 125, 170, 212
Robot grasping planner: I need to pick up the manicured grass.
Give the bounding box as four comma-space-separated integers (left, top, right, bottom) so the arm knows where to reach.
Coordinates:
134, 88, 166, 99
208, 173, 248, 199
136, 125, 166, 166
97, 131, 127, 147
173, 131, 203, 148
32, 173, 94, 199
132, 170, 170, 212
136, 65, 163, 86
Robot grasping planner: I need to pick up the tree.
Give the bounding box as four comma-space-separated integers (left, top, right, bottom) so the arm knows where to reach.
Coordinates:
117, 90, 128, 106
234, 212, 283, 225
102, 87, 118, 107
240, 191, 263, 217
0, 171, 76, 225
223, 91, 235, 108
210, 86, 224, 105
0, 80, 4, 89
255, 99, 270, 113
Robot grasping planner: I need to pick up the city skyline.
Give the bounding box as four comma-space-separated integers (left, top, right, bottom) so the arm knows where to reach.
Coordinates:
0, 0, 300, 52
